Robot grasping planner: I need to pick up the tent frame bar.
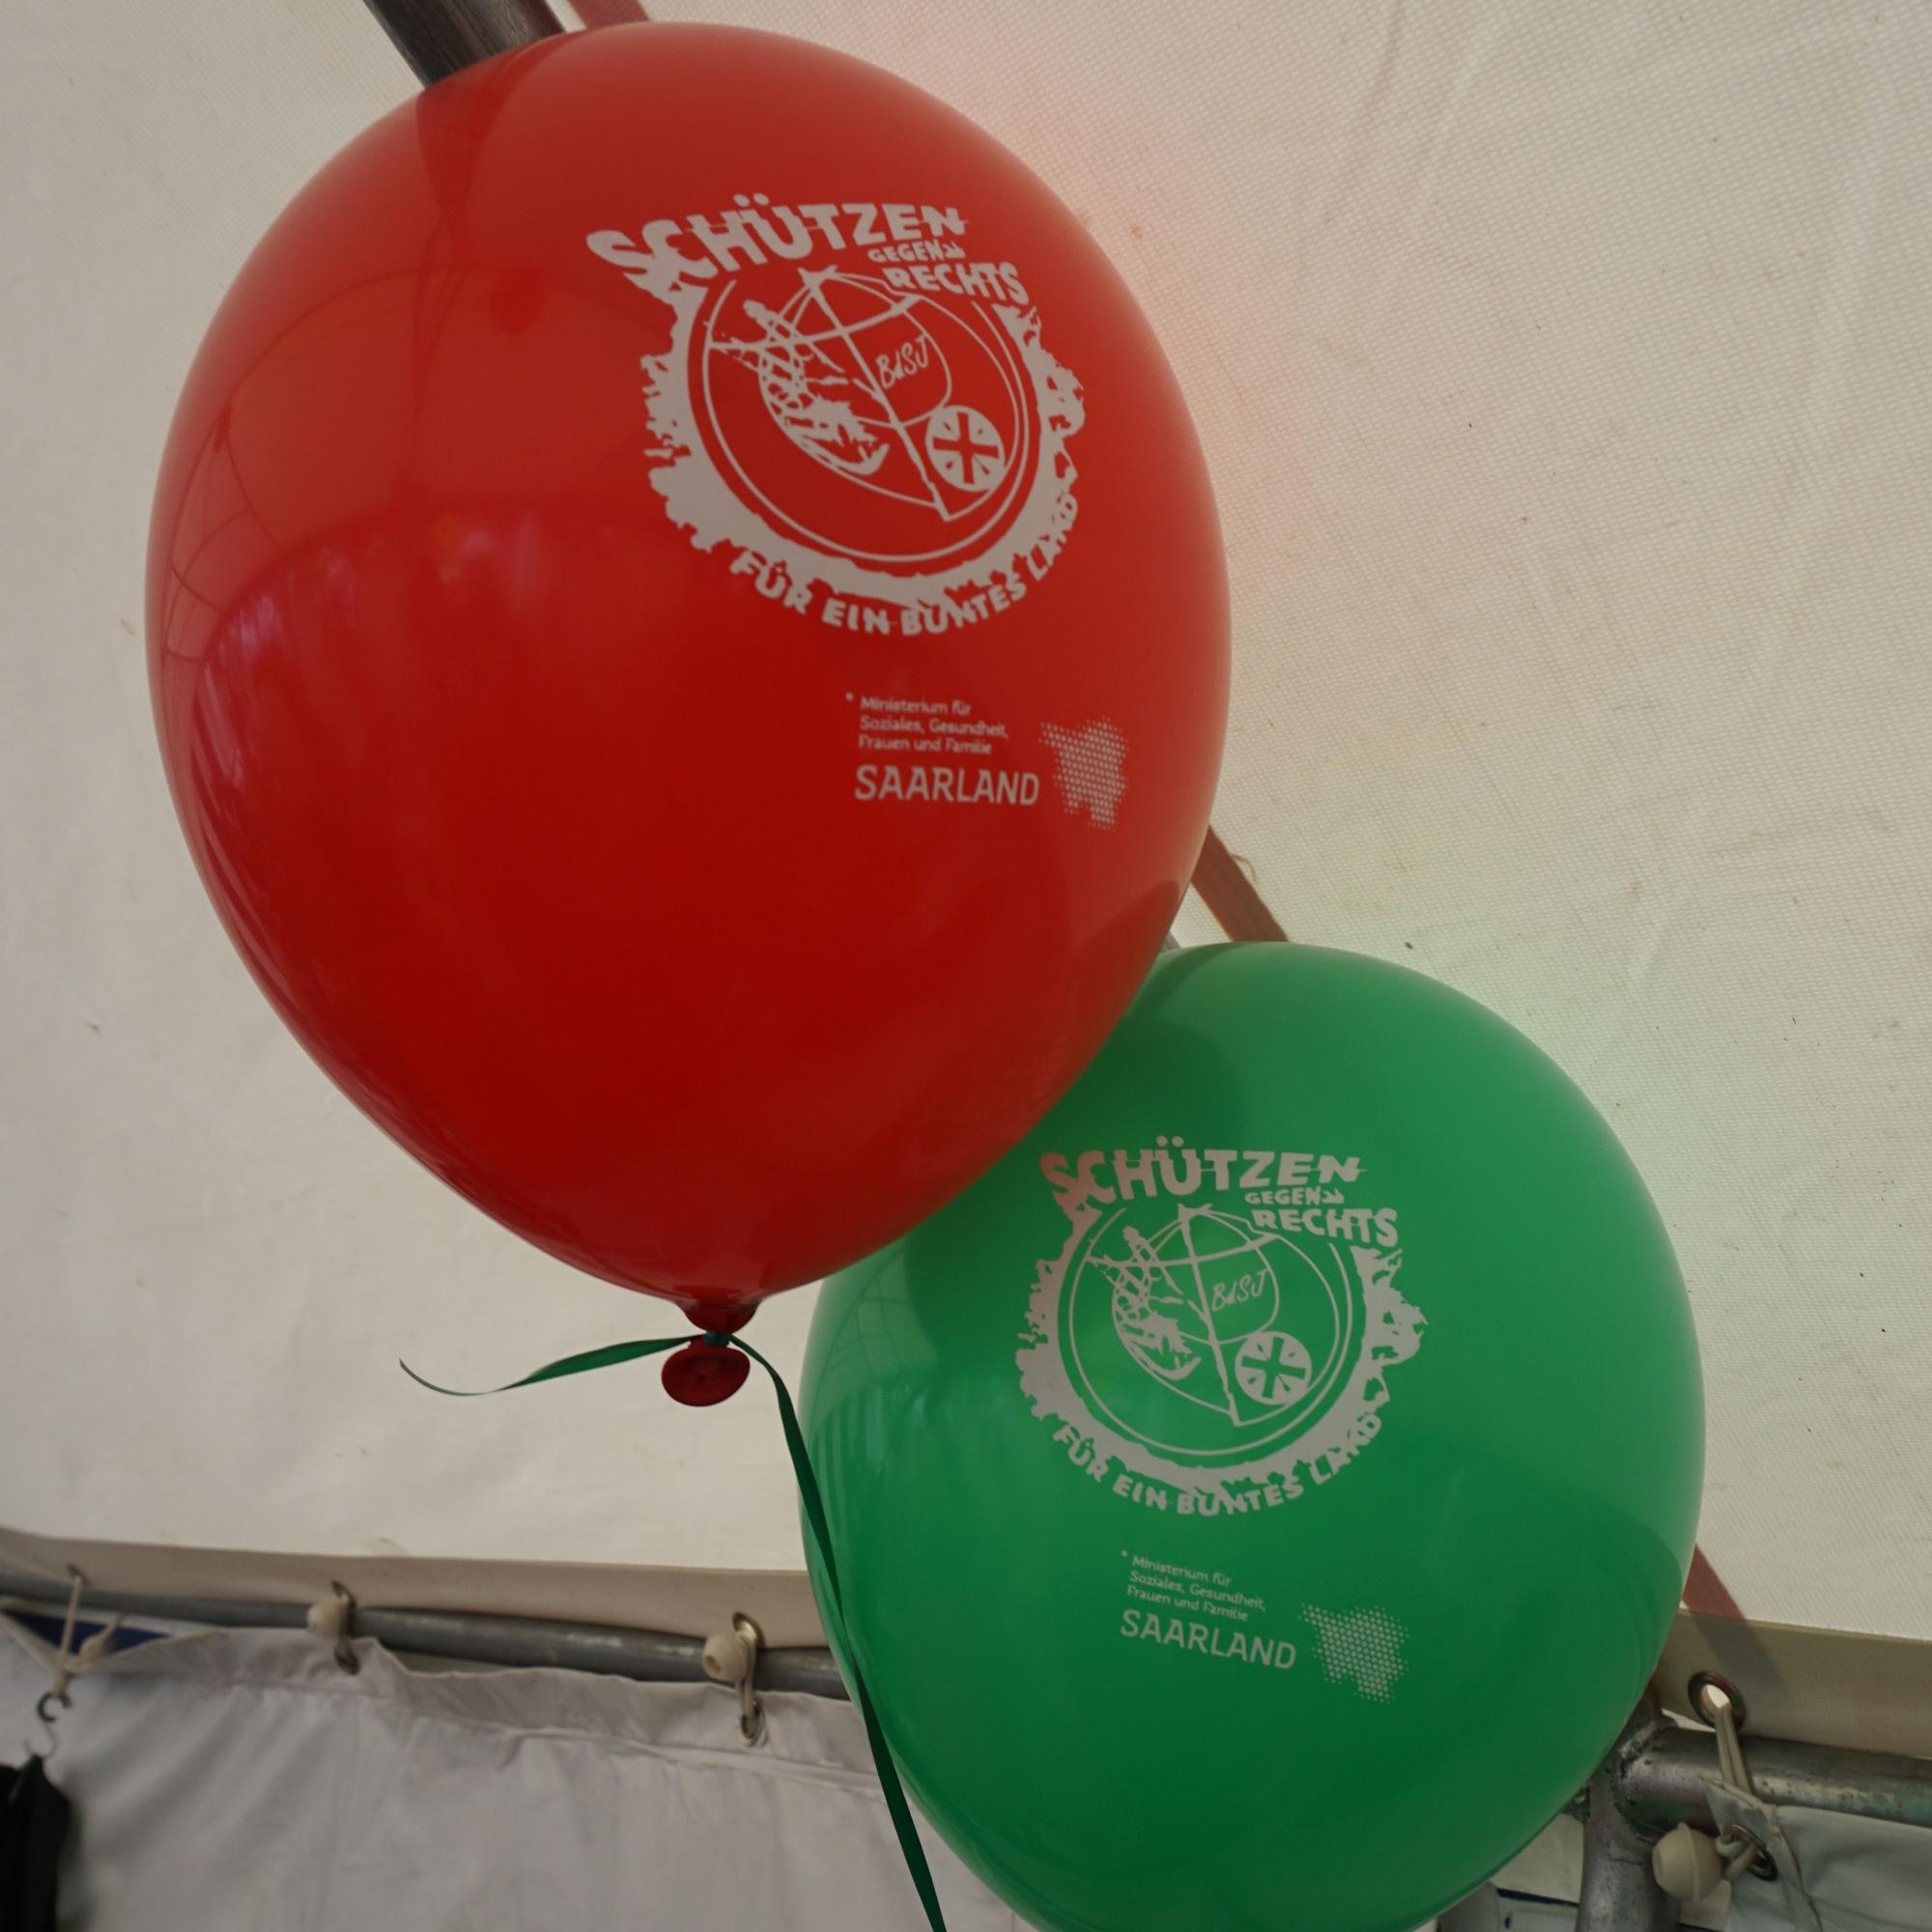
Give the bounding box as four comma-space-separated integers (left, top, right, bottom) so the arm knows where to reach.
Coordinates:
7, 1565, 1929, 1816
1620, 1720, 1932, 1833
0, 1568, 845, 1697
1578, 1744, 1686, 1932
359, 0, 564, 85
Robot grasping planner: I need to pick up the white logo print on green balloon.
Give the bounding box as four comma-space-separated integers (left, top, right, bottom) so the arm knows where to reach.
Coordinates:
1018, 1141, 1426, 1509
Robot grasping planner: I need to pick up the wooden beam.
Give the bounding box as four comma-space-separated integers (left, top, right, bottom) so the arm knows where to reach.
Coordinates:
1682, 1545, 1745, 1621
1189, 824, 1288, 942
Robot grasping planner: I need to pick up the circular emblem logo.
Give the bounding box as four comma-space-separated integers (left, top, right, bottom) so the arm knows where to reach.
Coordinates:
1017, 1150, 1427, 1506
696, 269, 1037, 575
1067, 1207, 1357, 1469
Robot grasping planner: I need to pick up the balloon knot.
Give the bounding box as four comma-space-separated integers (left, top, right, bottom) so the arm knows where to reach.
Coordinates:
663, 1333, 752, 1406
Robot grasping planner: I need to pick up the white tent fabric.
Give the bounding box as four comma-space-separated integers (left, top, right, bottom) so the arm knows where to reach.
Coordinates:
0, 1627, 1027, 1930
5, 0, 1931, 1762
1725, 1809, 1932, 1932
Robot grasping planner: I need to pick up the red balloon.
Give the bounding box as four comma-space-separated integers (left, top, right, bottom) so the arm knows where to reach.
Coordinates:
147, 24, 1228, 1327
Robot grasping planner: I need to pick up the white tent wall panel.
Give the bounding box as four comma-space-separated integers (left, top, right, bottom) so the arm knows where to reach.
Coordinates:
0, 1630, 1032, 1931
5, 0, 1932, 1651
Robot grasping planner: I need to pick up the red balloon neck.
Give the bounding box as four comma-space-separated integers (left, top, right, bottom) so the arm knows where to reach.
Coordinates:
684, 1295, 756, 1335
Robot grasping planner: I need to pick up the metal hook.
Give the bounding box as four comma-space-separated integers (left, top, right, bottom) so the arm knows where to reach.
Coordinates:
48, 1566, 87, 1697
701, 1612, 767, 1746
327, 1582, 360, 1675
301, 1581, 361, 1672
18, 1687, 69, 1775
14, 1566, 87, 1769
731, 1613, 766, 1746
1690, 1670, 1777, 1882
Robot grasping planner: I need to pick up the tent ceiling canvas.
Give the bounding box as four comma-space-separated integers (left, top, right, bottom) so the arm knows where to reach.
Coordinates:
4, 0, 1929, 1665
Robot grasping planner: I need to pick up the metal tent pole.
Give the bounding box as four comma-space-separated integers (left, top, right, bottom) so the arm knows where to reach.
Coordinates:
1573, 1700, 1681, 1932
0, 1569, 846, 1697
11, 1562, 1932, 1821
359, 0, 565, 86
1578, 1758, 1681, 1932
1619, 1723, 1932, 1834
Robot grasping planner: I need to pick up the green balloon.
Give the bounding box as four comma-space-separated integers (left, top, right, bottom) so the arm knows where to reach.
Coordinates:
802, 944, 1701, 1932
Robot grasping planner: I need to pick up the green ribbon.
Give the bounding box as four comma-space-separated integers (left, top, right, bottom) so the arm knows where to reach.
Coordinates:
403, 1333, 949, 1932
